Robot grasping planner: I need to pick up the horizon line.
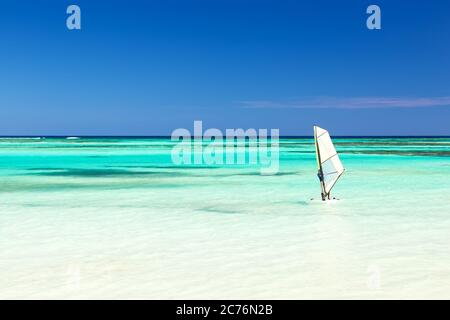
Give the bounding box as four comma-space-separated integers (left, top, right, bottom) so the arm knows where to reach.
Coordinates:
1, 135, 449, 138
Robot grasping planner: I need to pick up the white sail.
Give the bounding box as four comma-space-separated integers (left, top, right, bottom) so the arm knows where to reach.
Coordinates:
314, 126, 344, 195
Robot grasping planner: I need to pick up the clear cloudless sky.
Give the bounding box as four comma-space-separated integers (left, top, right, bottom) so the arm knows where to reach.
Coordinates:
0, 0, 449, 135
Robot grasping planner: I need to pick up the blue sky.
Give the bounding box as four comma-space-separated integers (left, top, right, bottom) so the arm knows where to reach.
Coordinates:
0, 0, 449, 135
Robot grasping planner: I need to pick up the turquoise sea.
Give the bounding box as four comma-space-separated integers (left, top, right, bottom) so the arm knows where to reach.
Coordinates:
0, 137, 449, 299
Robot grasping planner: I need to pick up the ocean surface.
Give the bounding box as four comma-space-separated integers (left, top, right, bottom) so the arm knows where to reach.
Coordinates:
0, 137, 449, 299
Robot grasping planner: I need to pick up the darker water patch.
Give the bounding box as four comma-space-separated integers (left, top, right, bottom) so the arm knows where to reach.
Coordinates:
0, 181, 193, 193
108, 164, 220, 170
30, 168, 185, 178
28, 167, 66, 171
344, 150, 450, 157
227, 171, 298, 177
196, 207, 242, 214
286, 150, 315, 154
286, 150, 449, 157
333, 141, 450, 147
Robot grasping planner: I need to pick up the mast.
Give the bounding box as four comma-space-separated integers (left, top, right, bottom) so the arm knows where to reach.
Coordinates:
314, 126, 326, 201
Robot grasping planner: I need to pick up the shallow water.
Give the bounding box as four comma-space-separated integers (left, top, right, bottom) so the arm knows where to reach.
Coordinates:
0, 137, 449, 299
